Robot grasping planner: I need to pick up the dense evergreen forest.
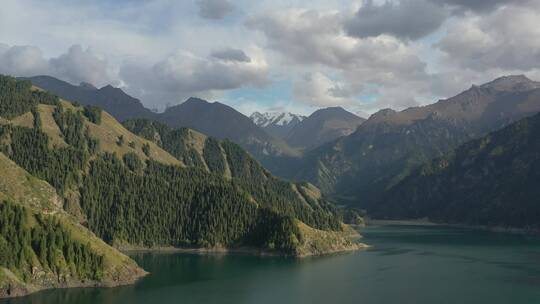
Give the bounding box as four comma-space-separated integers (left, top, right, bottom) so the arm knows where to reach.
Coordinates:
0, 75, 344, 255
0, 200, 104, 282
0, 76, 58, 119
80, 153, 302, 251
123, 119, 342, 231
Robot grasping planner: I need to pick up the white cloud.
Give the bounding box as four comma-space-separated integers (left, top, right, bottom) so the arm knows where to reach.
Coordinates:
437, 4, 540, 72
50, 45, 111, 86
0, 44, 49, 76
0, 43, 111, 86
248, 8, 430, 109
119, 48, 269, 109
1, 0, 540, 114
293, 72, 357, 107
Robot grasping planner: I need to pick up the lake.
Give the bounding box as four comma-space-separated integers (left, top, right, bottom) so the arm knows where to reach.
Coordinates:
4, 224, 540, 304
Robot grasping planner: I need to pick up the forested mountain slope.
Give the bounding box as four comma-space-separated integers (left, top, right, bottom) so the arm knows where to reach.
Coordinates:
0, 147, 145, 297
0, 75, 360, 279
296, 76, 540, 206
372, 112, 540, 229
25, 76, 301, 176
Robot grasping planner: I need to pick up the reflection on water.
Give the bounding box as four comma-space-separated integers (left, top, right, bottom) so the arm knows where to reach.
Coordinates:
3, 225, 540, 304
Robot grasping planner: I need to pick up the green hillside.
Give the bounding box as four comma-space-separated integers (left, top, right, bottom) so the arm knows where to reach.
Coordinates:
0, 74, 361, 289
0, 153, 145, 298
372, 112, 540, 229
123, 118, 339, 228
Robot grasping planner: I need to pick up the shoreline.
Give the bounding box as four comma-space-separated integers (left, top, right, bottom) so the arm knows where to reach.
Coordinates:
0, 271, 146, 299
120, 245, 283, 257
365, 219, 540, 235
119, 243, 369, 258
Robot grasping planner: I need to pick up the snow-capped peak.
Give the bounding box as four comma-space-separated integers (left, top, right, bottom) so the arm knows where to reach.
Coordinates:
250, 111, 306, 127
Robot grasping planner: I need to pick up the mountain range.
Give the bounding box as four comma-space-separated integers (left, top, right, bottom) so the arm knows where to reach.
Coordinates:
372, 111, 540, 229
251, 108, 365, 151
26, 76, 156, 121
24, 75, 372, 178
19, 74, 540, 220
250, 111, 306, 139
284, 107, 365, 151
292, 75, 540, 206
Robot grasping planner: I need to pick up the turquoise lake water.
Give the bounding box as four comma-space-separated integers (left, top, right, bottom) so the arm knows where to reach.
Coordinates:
4, 225, 540, 304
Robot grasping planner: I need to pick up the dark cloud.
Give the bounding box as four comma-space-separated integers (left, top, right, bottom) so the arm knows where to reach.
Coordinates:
211, 48, 251, 62
344, 0, 447, 40
430, 0, 522, 13
196, 0, 235, 20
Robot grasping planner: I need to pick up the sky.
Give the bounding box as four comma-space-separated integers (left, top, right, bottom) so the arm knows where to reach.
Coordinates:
1, 0, 540, 116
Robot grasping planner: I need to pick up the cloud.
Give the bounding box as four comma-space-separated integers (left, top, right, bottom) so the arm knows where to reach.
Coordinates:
211, 48, 251, 62
248, 8, 430, 109
345, 0, 447, 40
49, 45, 110, 86
436, 4, 540, 72
196, 0, 235, 20
0, 43, 111, 86
0, 44, 49, 76
293, 72, 357, 107
248, 9, 426, 74
119, 48, 269, 108
2, 0, 540, 115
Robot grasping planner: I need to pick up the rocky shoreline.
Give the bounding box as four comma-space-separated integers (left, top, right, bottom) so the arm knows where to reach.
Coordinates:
0, 262, 147, 299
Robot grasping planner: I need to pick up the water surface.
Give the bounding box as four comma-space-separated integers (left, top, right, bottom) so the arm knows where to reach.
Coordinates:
4, 225, 540, 304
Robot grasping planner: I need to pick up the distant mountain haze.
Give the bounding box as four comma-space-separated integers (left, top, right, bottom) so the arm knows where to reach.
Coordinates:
285, 107, 365, 151
24, 75, 156, 121
162, 97, 267, 142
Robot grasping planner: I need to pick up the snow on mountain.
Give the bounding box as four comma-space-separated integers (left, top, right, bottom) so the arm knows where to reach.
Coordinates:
250, 111, 306, 139
251, 112, 306, 127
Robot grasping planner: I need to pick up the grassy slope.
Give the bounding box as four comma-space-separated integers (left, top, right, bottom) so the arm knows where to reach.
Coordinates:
52, 101, 180, 166
37, 104, 67, 148
7, 112, 34, 129
294, 222, 367, 257
0, 153, 146, 298
86, 111, 180, 166
128, 123, 327, 207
